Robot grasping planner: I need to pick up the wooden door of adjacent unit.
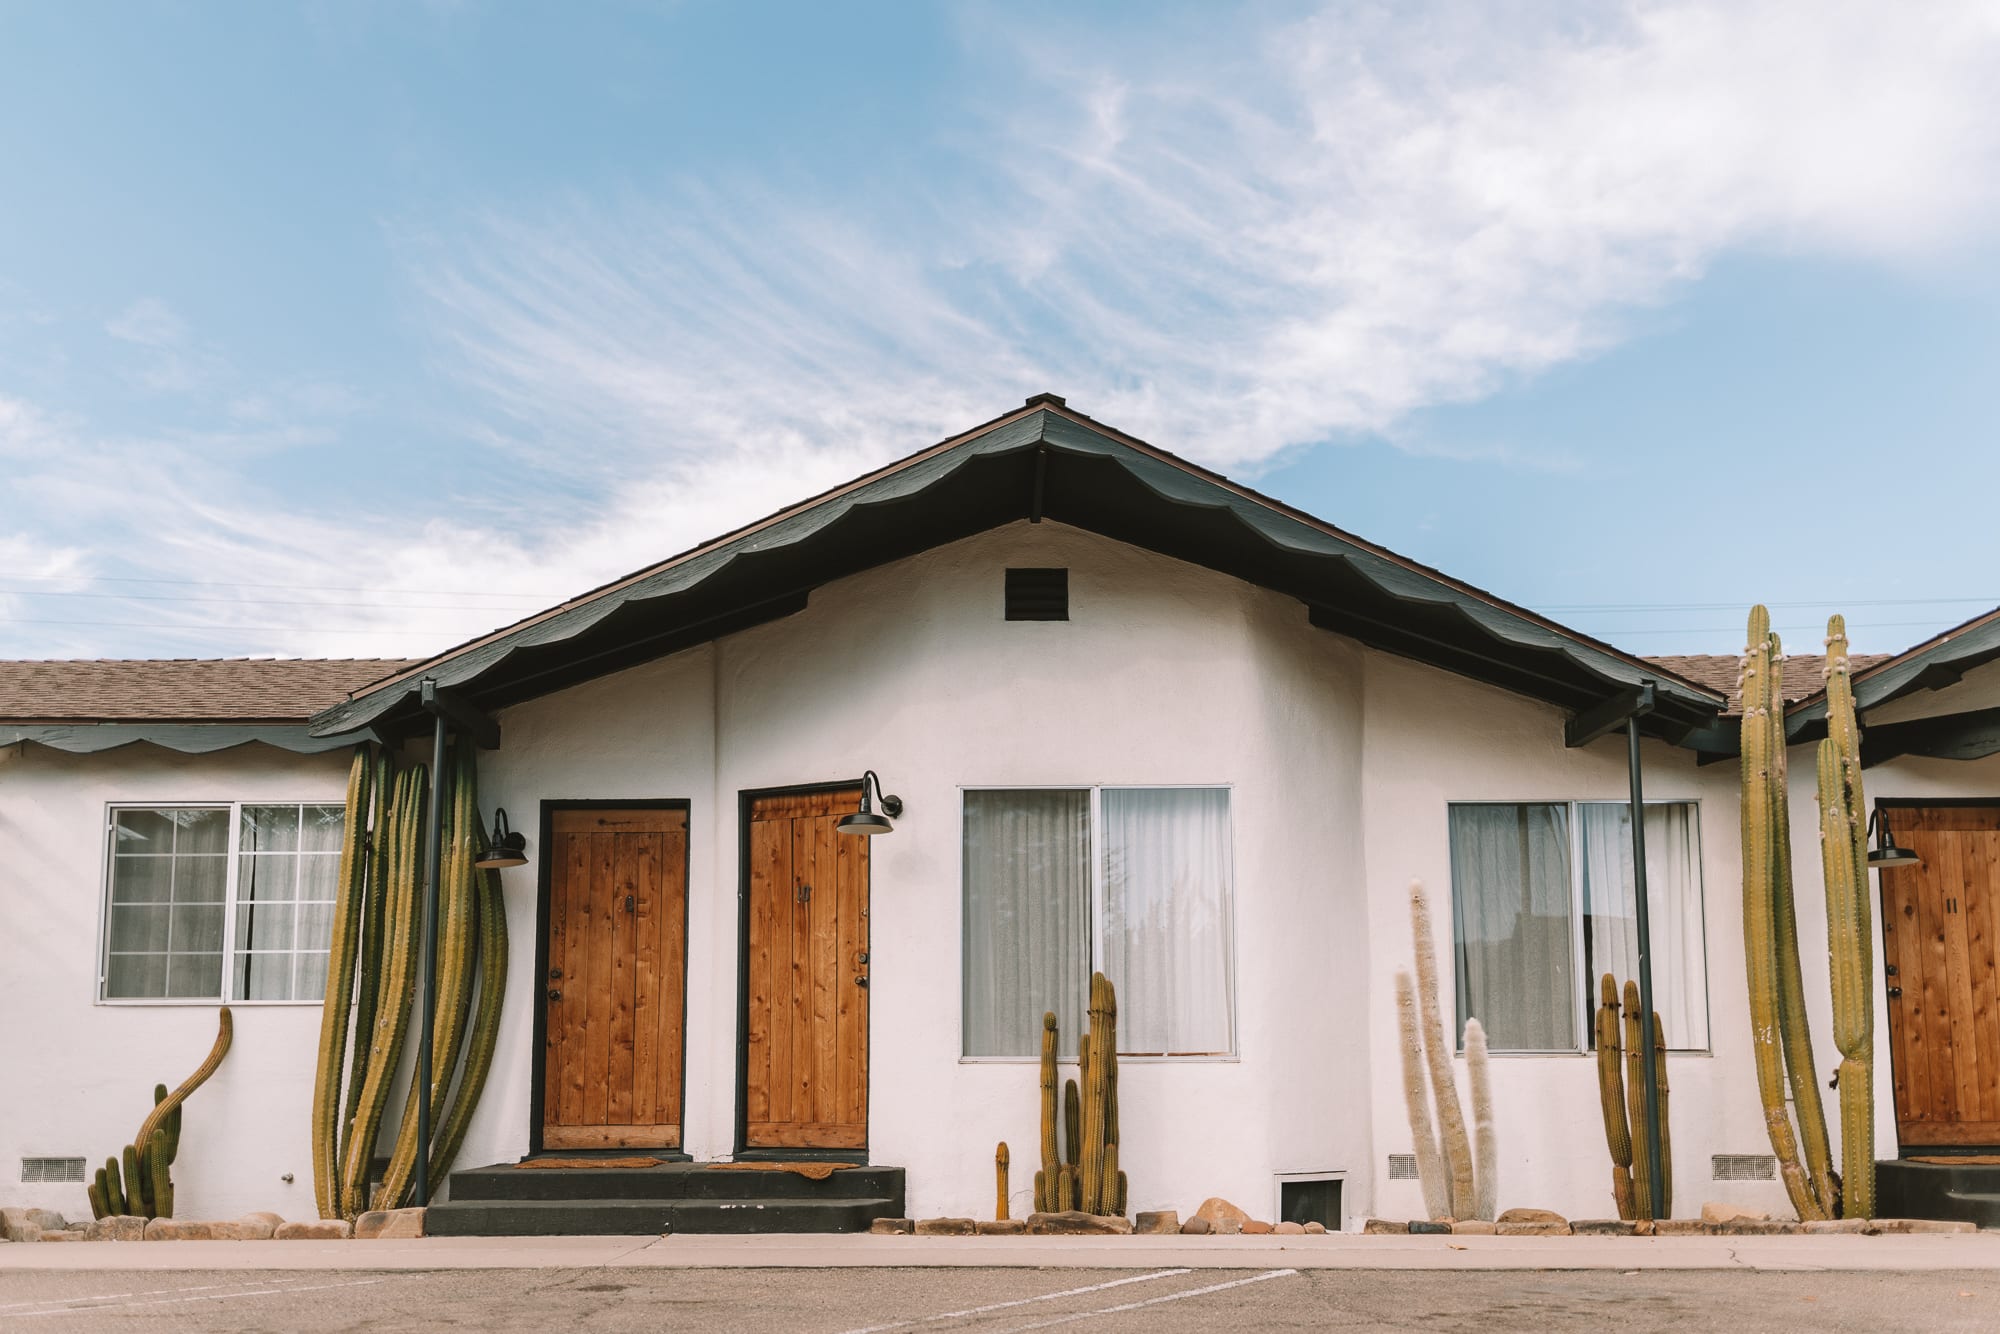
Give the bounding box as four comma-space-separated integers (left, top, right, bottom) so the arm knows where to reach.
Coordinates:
743, 787, 870, 1150
542, 806, 689, 1150
1880, 804, 2000, 1148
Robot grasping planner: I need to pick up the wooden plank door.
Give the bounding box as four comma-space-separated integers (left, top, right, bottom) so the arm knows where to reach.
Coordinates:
1881, 805, 2000, 1148
743, 787, 870, 1150
542, 806, 688, 1150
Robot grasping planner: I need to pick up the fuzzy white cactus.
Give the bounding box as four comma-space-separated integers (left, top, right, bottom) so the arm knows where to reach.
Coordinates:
1397, 880, 1496, 1221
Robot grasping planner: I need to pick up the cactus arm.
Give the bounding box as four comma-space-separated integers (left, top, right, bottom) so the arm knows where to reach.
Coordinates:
340, 749, 395, 1173
1622, 980, 1653, 1220
1410, 882, 1475, 1218
1395, 970, 1448, 1220
1063, 1078, 1080, 1167
312, 746, 372, 1220
135, 1007, 233, 1154
1465, 1018, 1497, 1222
1078, 1024, 1102, 1214
1821, 616, 1876, 1217
1038, 1012, 1059, 1212
1595, 975, 1636, 1220
104, 1157, 127, 1217
430, 854, 510, 1198
124, 1143, 150, 1218
87, 1174, 109, 1222
1653, 1013, 1672, 1219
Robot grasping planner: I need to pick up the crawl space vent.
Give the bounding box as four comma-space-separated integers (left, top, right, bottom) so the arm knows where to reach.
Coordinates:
1005, 567, 1068, 621
21, 1157, 86, 1184
1711, 1154, 1777, 1182
1387, 1154, 1420, 1180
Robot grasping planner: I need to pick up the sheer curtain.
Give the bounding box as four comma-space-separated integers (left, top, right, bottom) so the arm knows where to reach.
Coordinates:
1449, 803, 1574, 1051
962, 790, 1091, 1056
1101, 787, 1234, 1055
1578, 803, 1708, 1049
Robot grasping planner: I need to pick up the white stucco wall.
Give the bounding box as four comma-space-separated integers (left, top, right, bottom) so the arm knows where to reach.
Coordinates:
0, 742, 351, 1220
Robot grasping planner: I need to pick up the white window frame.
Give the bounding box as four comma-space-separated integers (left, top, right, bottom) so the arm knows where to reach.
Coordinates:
1447, 797, 1710, 1056
958, 782, 1240, 1063
97, 799, 343, 1007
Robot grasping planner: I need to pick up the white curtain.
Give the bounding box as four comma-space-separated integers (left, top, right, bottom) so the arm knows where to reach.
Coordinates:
1449, 803, 1574, 1051
962, 790, 1091, 1057
1578, 803, 1708, 1049
1101, 787, 1235, 1055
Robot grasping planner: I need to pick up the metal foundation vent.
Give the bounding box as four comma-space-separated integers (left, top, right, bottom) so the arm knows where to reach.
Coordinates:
1387, 1154, 1420, 1180
1711, 1154, 1777, 1182
21, 1157, 86, 1184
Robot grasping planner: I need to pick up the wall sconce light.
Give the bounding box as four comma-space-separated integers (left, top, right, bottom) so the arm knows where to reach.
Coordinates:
474, 807, 530, 869
1866, 810, 1920, 869
837, 770, 903, 836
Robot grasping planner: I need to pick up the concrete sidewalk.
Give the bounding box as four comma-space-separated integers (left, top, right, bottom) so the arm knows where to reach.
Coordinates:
2, 1231, 1997, 1273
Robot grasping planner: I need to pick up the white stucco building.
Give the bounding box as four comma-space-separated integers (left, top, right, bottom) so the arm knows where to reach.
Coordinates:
6, 397, 1998, 1231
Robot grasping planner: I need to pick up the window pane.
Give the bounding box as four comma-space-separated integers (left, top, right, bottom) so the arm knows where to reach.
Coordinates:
114, 809, 175, 850
295, 950, 330, 1002
300, 805, 345, 854
1579, 803, 1708, 1049
297, 854, 340, 903
172, 904, 224, 955
1450, 804, 1574, 1051
176, 808, 229, 856
236, 901, 295, 952
108, 905, 170, 953
107, 953, 168, 998
1101, 787, 1235, 1056
167, 952, 223, 999
175, 855, 227, 904
236, 952, 293, 1001
238, 853, 298, 902
962, 790, 1090, 1057
240, 805, 301, 852
110, 854, 172, 903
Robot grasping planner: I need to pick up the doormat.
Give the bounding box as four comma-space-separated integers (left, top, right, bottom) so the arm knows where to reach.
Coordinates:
706, 1161, 853, 1181
1908, 1154, 2000, 1165
516, 1156, 663, 1170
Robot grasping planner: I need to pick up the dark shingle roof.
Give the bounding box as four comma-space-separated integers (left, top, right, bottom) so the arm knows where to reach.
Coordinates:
0, 659, 416, 723
1645, 654, 1892, 716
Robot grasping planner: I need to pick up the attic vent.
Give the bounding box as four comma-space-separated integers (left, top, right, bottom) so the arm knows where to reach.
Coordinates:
1387, 1154, 1420, 1181
1711, 1154, 1777, 1182
1005, 567, 1068, 621
21, 1157, 85, 1184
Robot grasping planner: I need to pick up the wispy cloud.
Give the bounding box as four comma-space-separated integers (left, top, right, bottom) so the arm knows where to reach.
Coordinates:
9, 1, 2000, 660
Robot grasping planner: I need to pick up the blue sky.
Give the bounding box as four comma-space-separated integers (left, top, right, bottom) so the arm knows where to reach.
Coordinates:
4, 1, 1999, 663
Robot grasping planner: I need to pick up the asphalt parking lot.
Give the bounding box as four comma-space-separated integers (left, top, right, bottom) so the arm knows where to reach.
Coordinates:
2, 1265, 1997, 1332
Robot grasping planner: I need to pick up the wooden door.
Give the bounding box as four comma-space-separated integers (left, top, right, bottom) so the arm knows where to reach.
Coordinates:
542, 807, 688, 1150
1881, 805, 2000, 1148
743, 787, 870, 1149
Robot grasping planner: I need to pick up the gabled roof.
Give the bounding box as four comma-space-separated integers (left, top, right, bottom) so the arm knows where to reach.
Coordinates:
308, 397, 1726, 744
1787, 604, 2000, 739
1648, 653, 1892, 717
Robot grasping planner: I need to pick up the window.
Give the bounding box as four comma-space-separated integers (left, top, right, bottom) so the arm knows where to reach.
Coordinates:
103, 803, 344, 1003
962, 786, 1235, 1058
1447, 801, 1707, 1052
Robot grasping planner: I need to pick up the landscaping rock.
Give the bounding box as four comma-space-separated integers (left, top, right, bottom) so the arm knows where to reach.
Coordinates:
1192, 1197, 1251, 1236
1570, 1219, 1638, 1237
1718, 1219, 1800, 1235
977, 1220, 1027, 1236
143, 1217, 277, 1241
1652, 1219, 1717, 1236
1867, 1218, 1977, 1235
38, 1230, 90, 1242
2, 1208, 68, 1242
84, 1216, 147, 1242
1362, 1219, 1407, 1235
1302, 1222, 1327, 1235
1409, 1220, 1452, 1235
1179, 1217, 1211, 1235
868, 1218, 914, 1235
1634, 1220, 1656, 1236
1025, 1211, 1132, 1236
1273, 1222, 1305, 1235
1801, 1219, 1869, 1235
275, 1219, 353, 1240
1450, 1220, 1496, 1235
1242, 1220, 1274, 1235
1497, 1208, 1567, 1226
1700, 1202, 1769, 1225
913, 1217, 977, 1236
353, 1207, 425, 1240
1135, 1210, 1180, 1235
1496, 1221, 1570, 1236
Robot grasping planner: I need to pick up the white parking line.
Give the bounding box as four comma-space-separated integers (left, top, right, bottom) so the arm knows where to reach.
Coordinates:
996, 1267, 1300, 1331
838, 1268, 1195, 1333
8, 1275, 396, 1320
0, 1274, 323, 1313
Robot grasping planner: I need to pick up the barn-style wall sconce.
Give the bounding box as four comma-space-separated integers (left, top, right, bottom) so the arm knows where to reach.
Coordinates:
1866, 810, 1919, 869
837, 771, 903, 836
474, 807, 530, 869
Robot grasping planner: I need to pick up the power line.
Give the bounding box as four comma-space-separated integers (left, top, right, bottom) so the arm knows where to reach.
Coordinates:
0, 617, 452, 636
1543, 596, 1996, 613
0, 572, 556, 599
0, 588, 549, 612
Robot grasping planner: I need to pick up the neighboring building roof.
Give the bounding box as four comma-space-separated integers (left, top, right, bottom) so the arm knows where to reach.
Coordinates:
308, 396, 1729, 747
0, 658, 414, 723
1786, 603, 2000, 735
1646, 653, 1893, 717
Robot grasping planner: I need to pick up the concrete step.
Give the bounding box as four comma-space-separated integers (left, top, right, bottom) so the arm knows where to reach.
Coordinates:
447, 1162, 904, 1204
424, 1195, 900, 1236
1876, 1160, 2000, 1229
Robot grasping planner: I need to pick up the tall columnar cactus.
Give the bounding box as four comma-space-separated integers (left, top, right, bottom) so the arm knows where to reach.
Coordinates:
1592, 973, 1675, 1221
1465, 1019, 1497, 1224
1036, 1012, 1059, 1212
995, 1142, 1011, 1221
1819, 616, 1876, 1218
1396, 881, 1491, 1220
312, 746, 373, 1220
1739, 606, 1836, 1220
1594, 975, 1636, 1220
1027, 975, 1125, 1218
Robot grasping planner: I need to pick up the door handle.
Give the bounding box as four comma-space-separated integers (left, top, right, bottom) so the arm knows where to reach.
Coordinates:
625, 894, 636, 914
1886, 986, 1903, 998
548, 989, 562, 1002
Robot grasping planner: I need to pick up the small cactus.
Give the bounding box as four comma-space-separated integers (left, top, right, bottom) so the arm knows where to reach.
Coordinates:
1594, 972, 1674, 1220
995, 1142, 1010, 1221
